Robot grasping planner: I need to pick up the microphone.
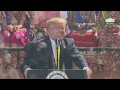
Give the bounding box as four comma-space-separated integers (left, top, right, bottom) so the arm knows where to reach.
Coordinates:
55, 38, 61, 45
56, 37, 66, 49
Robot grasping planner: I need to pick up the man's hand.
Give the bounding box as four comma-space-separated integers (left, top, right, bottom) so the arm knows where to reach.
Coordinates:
24, 68, 32, 79
83, 67, 93, 79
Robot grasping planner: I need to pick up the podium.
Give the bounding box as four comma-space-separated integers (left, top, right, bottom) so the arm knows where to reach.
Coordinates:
27, 69, 88, 79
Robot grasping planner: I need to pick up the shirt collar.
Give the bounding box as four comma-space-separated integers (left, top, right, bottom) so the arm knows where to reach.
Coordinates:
49, 38, 56, 45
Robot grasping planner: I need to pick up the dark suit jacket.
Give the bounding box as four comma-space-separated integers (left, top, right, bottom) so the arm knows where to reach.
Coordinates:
20, 36, 88, 74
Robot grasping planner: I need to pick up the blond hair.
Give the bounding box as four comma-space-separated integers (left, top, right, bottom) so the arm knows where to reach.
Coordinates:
46, 17, 67, 30
7, 25, 13, 28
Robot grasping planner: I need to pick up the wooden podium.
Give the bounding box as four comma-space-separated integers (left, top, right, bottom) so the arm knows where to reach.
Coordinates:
27, 69, 88, 79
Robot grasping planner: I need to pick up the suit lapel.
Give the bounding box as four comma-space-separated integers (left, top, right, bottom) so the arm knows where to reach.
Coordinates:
59, 40, 67, 69
45, 37, 56, 69
45, 37, 67, 69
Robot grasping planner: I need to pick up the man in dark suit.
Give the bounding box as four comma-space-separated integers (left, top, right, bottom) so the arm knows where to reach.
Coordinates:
20, 17, 92, 79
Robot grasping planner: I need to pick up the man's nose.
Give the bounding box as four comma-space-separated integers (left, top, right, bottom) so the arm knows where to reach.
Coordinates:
58, 28, 64, 33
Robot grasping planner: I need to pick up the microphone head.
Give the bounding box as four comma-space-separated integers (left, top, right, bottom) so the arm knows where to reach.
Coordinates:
55, 38, 60, 45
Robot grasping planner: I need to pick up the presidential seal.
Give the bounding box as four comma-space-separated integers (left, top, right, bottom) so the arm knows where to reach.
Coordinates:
46, 70, 68, 79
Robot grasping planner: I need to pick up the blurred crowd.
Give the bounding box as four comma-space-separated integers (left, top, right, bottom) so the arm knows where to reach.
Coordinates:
0, 24, 46, 69
0, 11, 31, 70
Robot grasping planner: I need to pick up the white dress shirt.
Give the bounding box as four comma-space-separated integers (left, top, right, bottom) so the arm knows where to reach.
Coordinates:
49, 38, 57, 65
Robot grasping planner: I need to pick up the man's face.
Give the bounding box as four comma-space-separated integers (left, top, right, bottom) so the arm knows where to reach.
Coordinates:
47, 23, 66, 40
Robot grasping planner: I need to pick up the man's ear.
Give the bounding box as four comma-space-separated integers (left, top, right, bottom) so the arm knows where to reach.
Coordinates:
44, 29, 48, 35
46, 29, 52, 35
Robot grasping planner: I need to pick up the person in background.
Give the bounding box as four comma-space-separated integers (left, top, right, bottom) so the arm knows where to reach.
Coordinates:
11, 25, 29, 47
67, 11, 96, 34
31, 28, 45, 43
1, 25, 14, 47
